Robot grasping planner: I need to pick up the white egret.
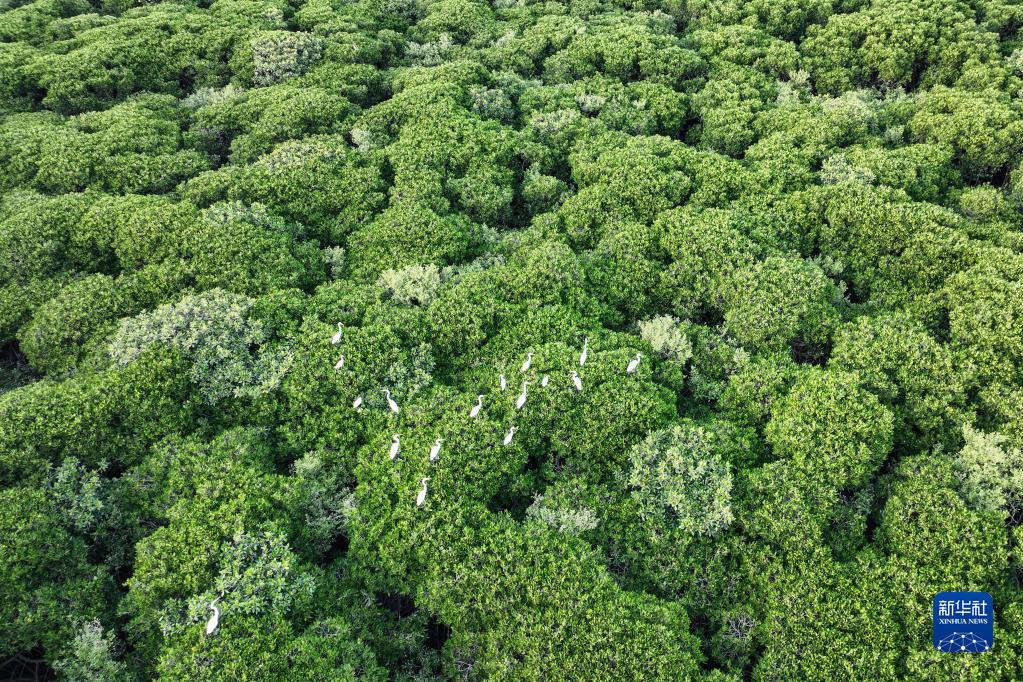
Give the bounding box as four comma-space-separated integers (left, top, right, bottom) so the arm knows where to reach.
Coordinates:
503, 425, 516, 446
571, 370, 583, 392
205, 598, 220, 635
352, 395, 363, 411
389, 434, 401, 460
331, 322, 343, 345
626, 352, 642, 374
579, 336, 589, 366
429, 438, 442, 462
384, 389, 400, 414
416, 477, 430, 507
469, 394, 484, 418
500, 374, 507, 391
334, 355, 345, 370
515, 381, 529, 410
520, 352, 533, 373
541, 374, 549, 387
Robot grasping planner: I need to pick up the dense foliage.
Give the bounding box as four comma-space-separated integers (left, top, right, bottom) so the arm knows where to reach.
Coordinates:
2, 0, 1023, 678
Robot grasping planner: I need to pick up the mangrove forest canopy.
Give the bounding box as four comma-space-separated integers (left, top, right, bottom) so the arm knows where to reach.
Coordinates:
1, 0, 1023, 678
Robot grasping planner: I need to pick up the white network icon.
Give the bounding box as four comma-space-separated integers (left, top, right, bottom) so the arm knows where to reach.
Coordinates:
937, 632, 990, 652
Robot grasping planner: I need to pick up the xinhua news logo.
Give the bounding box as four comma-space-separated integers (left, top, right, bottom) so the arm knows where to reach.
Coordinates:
933, 592, 993, 653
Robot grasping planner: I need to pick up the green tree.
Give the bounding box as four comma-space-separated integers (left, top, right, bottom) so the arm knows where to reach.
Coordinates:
722, 255, 839, 356
625, 421, 735, 535
909, 86, 1023, 181
18, 273, 127, 376
0, 487, 110, 662
53, 620, 129, 682
766, 368, 894, 489
954, 425, 1023, 524
376, 263, 443, 306
110, 289, 292, 404
830, 313, 968, 451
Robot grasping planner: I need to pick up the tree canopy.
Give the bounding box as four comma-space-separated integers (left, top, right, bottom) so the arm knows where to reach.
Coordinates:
2, 0, 1022, 678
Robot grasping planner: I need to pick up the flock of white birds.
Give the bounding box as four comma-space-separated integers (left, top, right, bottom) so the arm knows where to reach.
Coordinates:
204, 324, 644, 635
333, 325, 644, 511
332, 327, 643, 510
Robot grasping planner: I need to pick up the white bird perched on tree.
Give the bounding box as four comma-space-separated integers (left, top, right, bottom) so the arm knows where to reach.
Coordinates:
503, 425, 516, 446
384, 389, 399, 414
334, 355, 345, 370
416, 477, 430, 507
331, 322, 343, 345
352, 395, 363, 411
520, 352, 532, 373
541, 374, 549, 387
469, 394, 484, 418
571, 370, 583, 392
626, 352, 642, 374
429, 438, 442, 462
205, 598, 221, 635
500, 374, 507, 391
515, 381, 529, 410
579, 336, 589, 366
389, 434, 401, 460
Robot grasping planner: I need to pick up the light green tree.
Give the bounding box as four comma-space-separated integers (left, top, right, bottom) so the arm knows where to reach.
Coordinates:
625, 421, 734, 536
109, 289, 292, 404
